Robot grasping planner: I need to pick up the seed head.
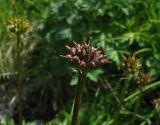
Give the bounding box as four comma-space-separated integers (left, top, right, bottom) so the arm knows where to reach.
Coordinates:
137, 72, 152, 85
62, 41, 110, 71
8, 17, 29, 35
122, 54, 141, 74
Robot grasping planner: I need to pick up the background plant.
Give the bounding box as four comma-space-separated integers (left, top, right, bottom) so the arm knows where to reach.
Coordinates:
1, 0, 160, 125
8, 17, 29, 125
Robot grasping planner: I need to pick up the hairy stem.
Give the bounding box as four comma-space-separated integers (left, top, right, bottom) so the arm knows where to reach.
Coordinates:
113, 77, 129, 125
71, 71, 86, 125
17, 34, 23, 125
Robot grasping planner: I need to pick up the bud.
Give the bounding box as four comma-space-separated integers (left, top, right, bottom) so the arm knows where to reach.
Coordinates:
122, 55, 141, 74
100, 59, 108, 64
73, 56, 80, 63
70, 47, 76, 55
137, 73, 152, 85
8, 17, 29, 35
90, 61, 96, 67
80, 61, 86, 69
65, 45, 71, 50
82, 48, 86, 56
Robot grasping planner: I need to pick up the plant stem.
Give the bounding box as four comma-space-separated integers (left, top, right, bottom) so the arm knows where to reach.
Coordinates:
155, 110, 160, 125
125, 81, 160, 102
71, 71, 86, 125
113, 77, 129, 125
131, 86, 143, 125
16, 34, 23, 125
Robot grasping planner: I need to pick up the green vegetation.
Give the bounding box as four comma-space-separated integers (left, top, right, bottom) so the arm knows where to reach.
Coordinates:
0, 0, 160, 125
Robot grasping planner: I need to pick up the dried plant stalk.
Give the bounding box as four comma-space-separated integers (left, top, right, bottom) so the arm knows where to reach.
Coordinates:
62, 40, 110, 125
8, 17, 29, 125
71, 71, 86, 125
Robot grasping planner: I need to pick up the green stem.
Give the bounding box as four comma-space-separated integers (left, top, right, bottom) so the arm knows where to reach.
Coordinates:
131, 86, 143, 125
155, 110, 160, 125
71, 71, 86, 125
113, 77, 129, 125
17, 34, 23, 125
125, 81, 160, 102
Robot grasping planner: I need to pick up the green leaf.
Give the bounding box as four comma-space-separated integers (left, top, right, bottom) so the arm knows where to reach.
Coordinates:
107, 49, 120, 64
70, 74, 78, 86
125, 81, 160, 102
87, 69, 104, 82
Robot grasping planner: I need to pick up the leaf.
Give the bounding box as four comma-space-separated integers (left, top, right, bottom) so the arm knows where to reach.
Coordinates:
102, 120, 114, 125
87, 69, 104, 82
70, 74, 78, 86
107, 49, 120, 64
125, 81, 160, 102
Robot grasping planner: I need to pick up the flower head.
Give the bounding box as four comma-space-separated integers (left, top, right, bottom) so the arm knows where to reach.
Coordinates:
62, 41, 110, 71
137, 72, 152, 85
8, 17, 29, 35
122, 54, 141, 74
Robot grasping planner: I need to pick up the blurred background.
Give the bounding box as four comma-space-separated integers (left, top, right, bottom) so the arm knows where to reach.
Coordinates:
0, 0, 160, 124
